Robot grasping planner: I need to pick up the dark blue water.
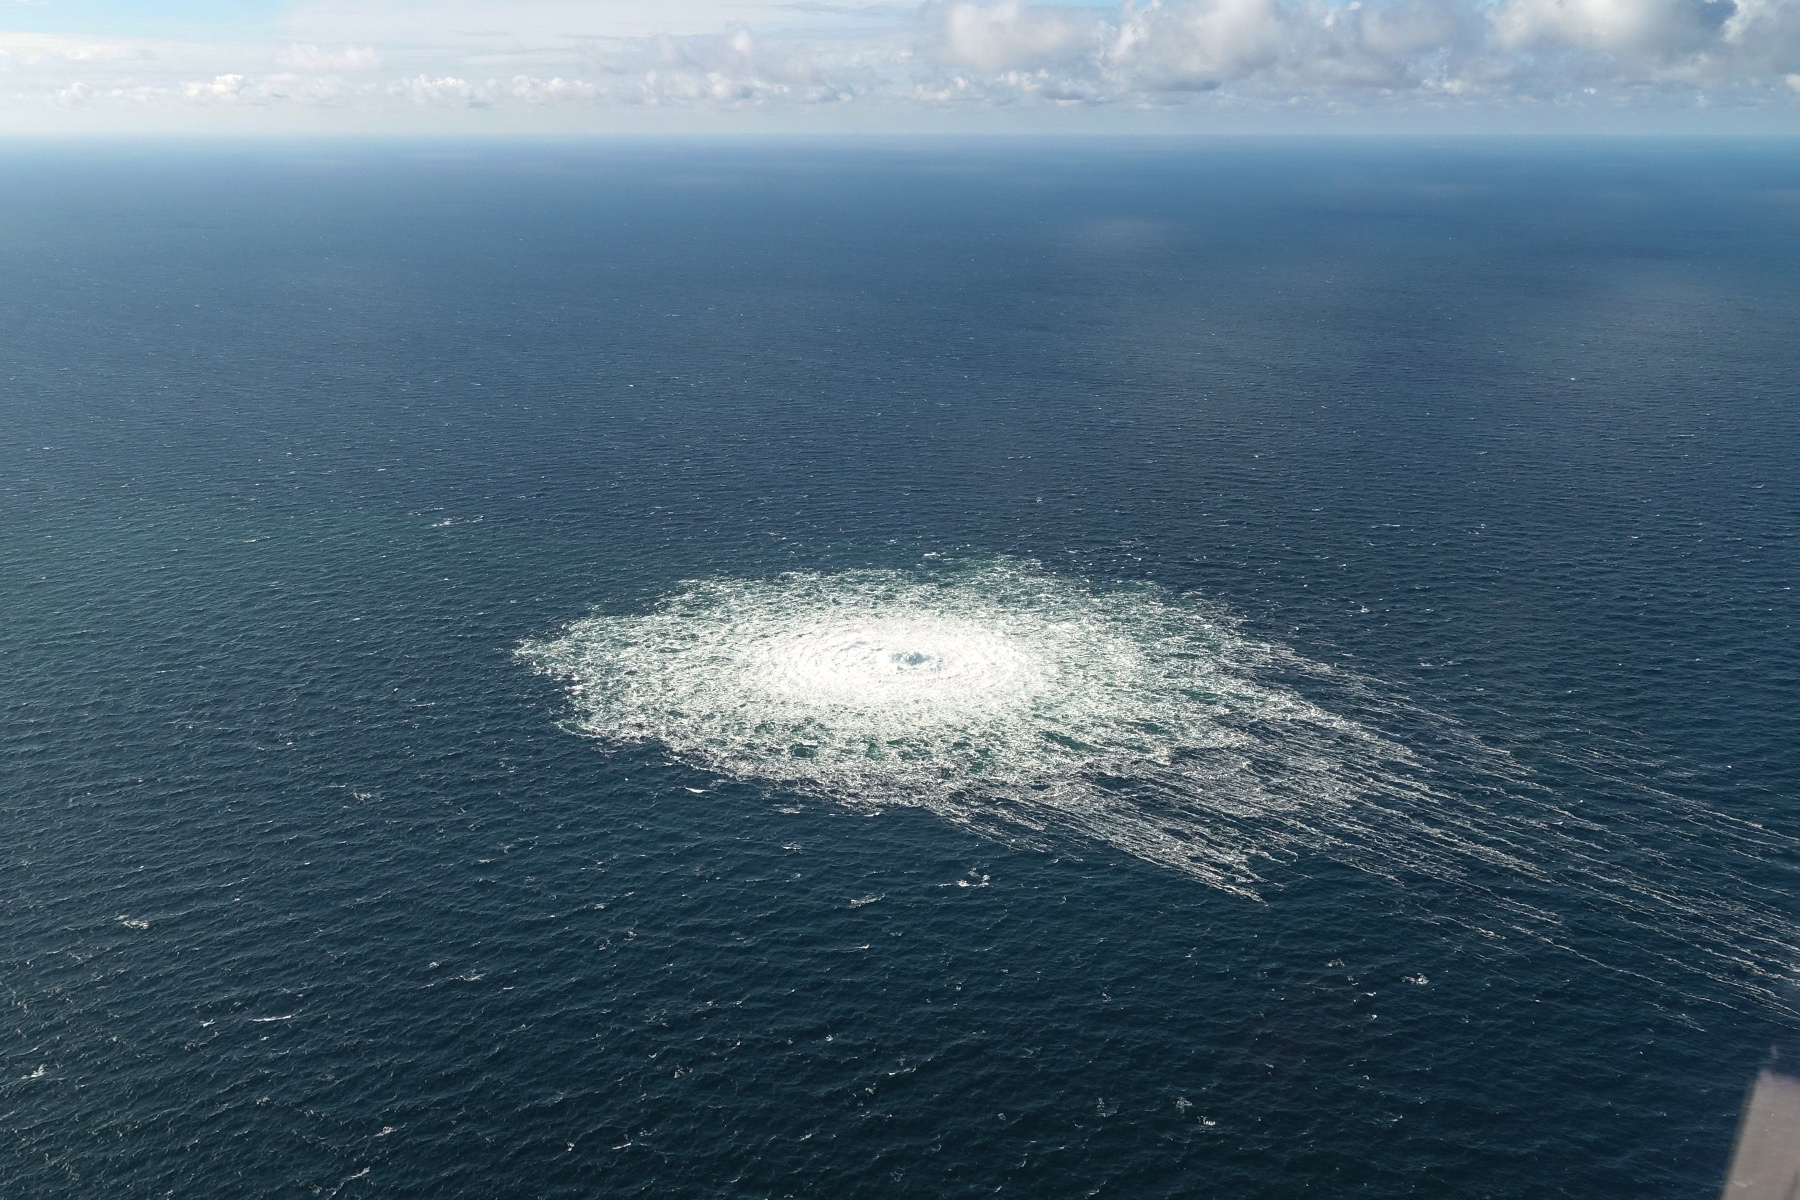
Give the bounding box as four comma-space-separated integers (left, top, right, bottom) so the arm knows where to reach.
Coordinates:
2, 139, 1796, 1198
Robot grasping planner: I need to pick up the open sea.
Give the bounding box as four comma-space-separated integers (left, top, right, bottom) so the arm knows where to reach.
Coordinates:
2, 138, 1796, 1198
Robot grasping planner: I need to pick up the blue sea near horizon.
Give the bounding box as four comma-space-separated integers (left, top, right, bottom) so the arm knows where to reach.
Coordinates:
1, 138, 1796, 1197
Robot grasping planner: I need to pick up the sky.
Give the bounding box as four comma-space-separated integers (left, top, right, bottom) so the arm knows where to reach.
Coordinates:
4, 0, 1800, 133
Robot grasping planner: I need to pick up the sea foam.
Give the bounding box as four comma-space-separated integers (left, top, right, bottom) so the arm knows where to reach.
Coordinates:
520, 557, 1797, 1010
519, 558, 1490, 896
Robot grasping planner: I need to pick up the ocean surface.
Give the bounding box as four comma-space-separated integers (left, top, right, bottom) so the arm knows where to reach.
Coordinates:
2, 139, 1796, 1198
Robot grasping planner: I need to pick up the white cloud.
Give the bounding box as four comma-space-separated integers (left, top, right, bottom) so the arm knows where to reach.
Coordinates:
506, 74, 600, 102
390, 73, 481, 104
6, 0, 1800, 130
1718, 0, 1800, 75
1492, 0, 1722, 58
931, 1, 1097, 71
1114, 0, 1293, 89
280, 0, 896, 42
183, 73, 250, 101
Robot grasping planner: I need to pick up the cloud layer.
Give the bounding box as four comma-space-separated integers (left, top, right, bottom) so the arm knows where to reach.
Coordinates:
5, 0, 1800, 130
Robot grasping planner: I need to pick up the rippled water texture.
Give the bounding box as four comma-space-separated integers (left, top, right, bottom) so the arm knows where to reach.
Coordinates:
5, 142, 1798, 1199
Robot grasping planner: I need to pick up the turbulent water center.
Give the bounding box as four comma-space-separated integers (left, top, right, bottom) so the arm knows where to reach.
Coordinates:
521, 557, 1797, 1014
518, 558, 1466, 897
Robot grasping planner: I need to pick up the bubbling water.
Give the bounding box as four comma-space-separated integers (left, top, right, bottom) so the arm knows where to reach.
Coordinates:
521, 557, 1800, 1011
518, 558, 1462, 896
757, 616, 1054, 720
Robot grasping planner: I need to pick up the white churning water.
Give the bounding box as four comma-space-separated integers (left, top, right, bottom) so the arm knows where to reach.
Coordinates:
518, 558, 1485, 897
521, 557, 1799, 1009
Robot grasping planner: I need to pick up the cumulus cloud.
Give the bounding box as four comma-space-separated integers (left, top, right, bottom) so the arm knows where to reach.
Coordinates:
930, 1, 1098, 71
182, 73, 250, 101
391, 73, 482, 105
1491, 0, 1725, 68
5, 0, 1800, 128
